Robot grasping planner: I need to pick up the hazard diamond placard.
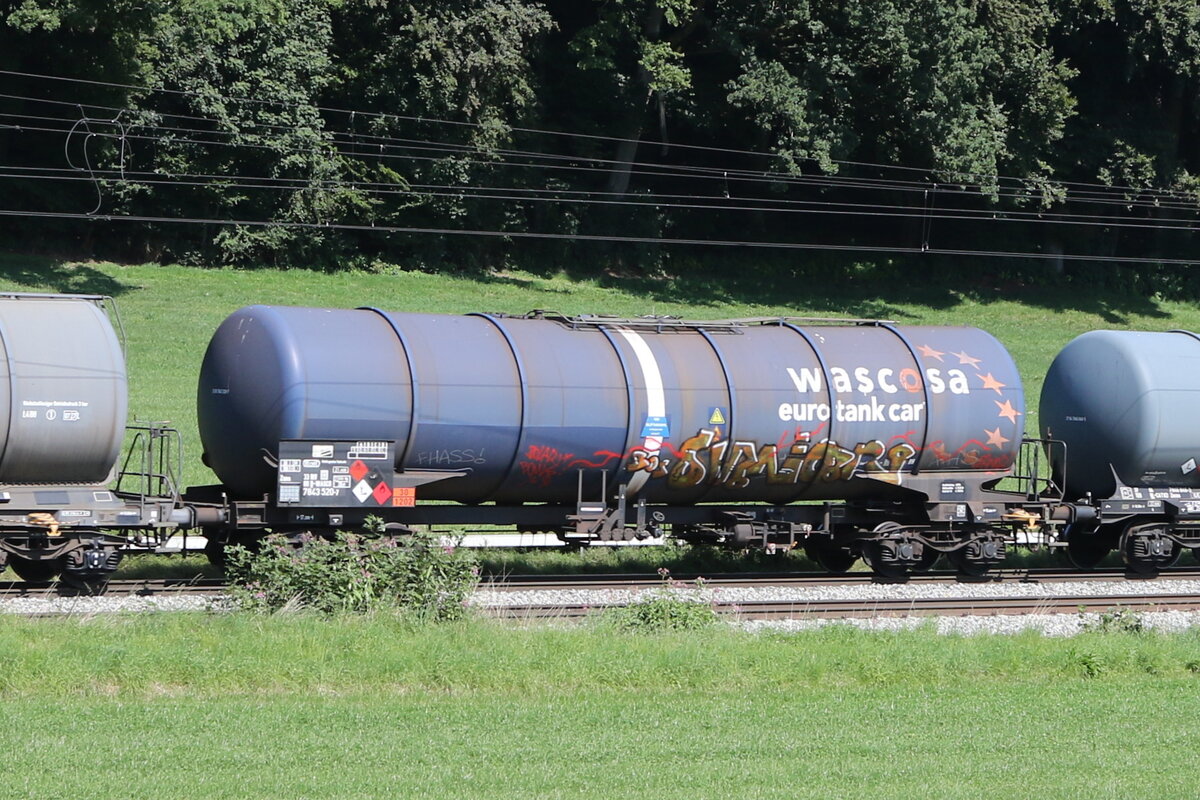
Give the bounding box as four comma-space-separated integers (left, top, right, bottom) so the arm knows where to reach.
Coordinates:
372, 481, 393, 505
276, 440, 395, 507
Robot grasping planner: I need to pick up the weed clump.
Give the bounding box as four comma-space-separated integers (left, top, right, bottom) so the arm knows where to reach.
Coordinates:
608, 569, 719, 632
225, 528, 479, 620
1081, 608, 1146, 635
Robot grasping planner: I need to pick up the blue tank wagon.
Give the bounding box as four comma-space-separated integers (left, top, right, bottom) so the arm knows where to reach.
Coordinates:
193, 307, 1058, 578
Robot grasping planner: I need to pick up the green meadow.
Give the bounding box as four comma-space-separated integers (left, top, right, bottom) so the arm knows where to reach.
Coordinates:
1, 615, 1199, 798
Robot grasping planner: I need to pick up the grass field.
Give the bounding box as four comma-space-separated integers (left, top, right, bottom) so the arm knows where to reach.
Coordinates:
1, 615, 1199, 798
5, 684, 1197, 798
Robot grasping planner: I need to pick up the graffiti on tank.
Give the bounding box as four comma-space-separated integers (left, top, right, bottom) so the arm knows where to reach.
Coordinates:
415, 448, 487, 466
516, 335, 1021, 487
930, 438, 1013, 471
518, 445, 577, 487
518, 429, 1013, 488
625, 428, 919, 490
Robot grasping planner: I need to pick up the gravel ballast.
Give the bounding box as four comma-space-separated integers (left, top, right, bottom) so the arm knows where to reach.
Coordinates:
471, 577, 1200, 608
472, 578, 1200, 636
4, 577, 1200, 636
0, 595, 216, 615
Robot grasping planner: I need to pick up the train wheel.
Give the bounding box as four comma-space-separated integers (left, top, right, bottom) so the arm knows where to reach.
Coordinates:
913, 545, 941, 572
1064, 524, 1111, 570
949, 536, 1006, 579
1120, 523, 1180, 576
60, 544, 123, 595
204, 537, 227, 568
861, 540, 913, 581
205, 534, 265, 568
803, 537, 857, 573
948, 549, 991, 579
59, 569, 114, 596
8, 556, 63, 583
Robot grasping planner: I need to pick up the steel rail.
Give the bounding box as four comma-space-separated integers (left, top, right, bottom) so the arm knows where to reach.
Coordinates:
3, 565, 1199, 598
479, 566, 1200, 592
487, 593, 1200, 621
0, 577, 228, 597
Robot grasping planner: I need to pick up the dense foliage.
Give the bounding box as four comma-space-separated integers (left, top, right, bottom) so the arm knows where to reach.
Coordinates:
224, 530, 479, 619
2, 0, 1198, 276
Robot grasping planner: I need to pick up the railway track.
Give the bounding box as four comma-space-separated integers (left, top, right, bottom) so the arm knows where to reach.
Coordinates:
480, 566, 1200, 592
3, 570, 1200, 626
0, 577, 228, 597
487, 592, 1200, 621
2, 565, 1199, 598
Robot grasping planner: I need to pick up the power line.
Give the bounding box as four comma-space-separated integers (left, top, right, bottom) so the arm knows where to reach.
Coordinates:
6, 83, 1200, 213
0, 207, 1195, 266
5, 68, 1199, 202
4, 72, 1199, 263
7, 165, 1200, 236
9, 110, 1200, 218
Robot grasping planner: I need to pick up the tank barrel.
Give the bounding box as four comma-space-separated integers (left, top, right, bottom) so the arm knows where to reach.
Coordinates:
198, 306, 1026, 505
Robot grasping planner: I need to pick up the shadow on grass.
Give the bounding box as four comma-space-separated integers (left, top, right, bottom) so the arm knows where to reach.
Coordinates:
0, 252, 135, 297
451, 270, 576, 296
0, 248, 1177, 325
574, 254, 1174, 324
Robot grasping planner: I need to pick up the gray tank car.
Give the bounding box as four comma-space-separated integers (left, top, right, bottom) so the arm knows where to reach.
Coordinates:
1041, 329, 1200, 571
198, 307, 1026, 501
0, 293, 127, 482
0, 293, 201, 588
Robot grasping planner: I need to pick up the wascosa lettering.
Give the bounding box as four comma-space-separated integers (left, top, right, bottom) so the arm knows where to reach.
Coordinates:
785, 366, 971, 395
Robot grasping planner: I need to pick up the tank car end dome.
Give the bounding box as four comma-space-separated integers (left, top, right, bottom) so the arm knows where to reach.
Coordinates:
1041, 329, 1200, 499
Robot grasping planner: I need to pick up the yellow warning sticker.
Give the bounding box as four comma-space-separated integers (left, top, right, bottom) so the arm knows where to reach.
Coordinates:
708, 407, 727, 425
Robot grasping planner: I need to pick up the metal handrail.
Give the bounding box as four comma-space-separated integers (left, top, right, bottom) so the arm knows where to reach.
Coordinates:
512, 309, 893, 332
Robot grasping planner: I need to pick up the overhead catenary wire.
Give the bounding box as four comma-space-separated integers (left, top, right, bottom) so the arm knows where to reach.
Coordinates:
2, 70, 1199, 265
3, 102, 1196, 216
7, 160, 1195, 225
4, 165, 1200, 236
6, 114, 1200, 229
0, 207, 1193, 265
4, 67, 1196, 201
4, 86, 1198, 213
6, 110, 1200, 217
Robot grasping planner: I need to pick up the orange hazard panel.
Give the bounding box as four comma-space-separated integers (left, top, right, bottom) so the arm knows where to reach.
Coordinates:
392, 487, 417, 507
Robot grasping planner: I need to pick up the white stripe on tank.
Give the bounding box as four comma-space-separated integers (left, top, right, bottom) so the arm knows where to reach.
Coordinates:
616, 329, 666, 496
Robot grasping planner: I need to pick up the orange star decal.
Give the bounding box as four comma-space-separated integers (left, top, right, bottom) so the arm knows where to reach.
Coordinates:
984, 427, 1010, 448
995, 399, 1021, 424
916, 344, 945, 361
977, 373, 1006, 395
953, 351, 982, 368
931, 441, 952, 461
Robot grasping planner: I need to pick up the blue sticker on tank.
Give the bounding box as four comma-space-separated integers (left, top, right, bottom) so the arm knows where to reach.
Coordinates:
641, 416, 670, 438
